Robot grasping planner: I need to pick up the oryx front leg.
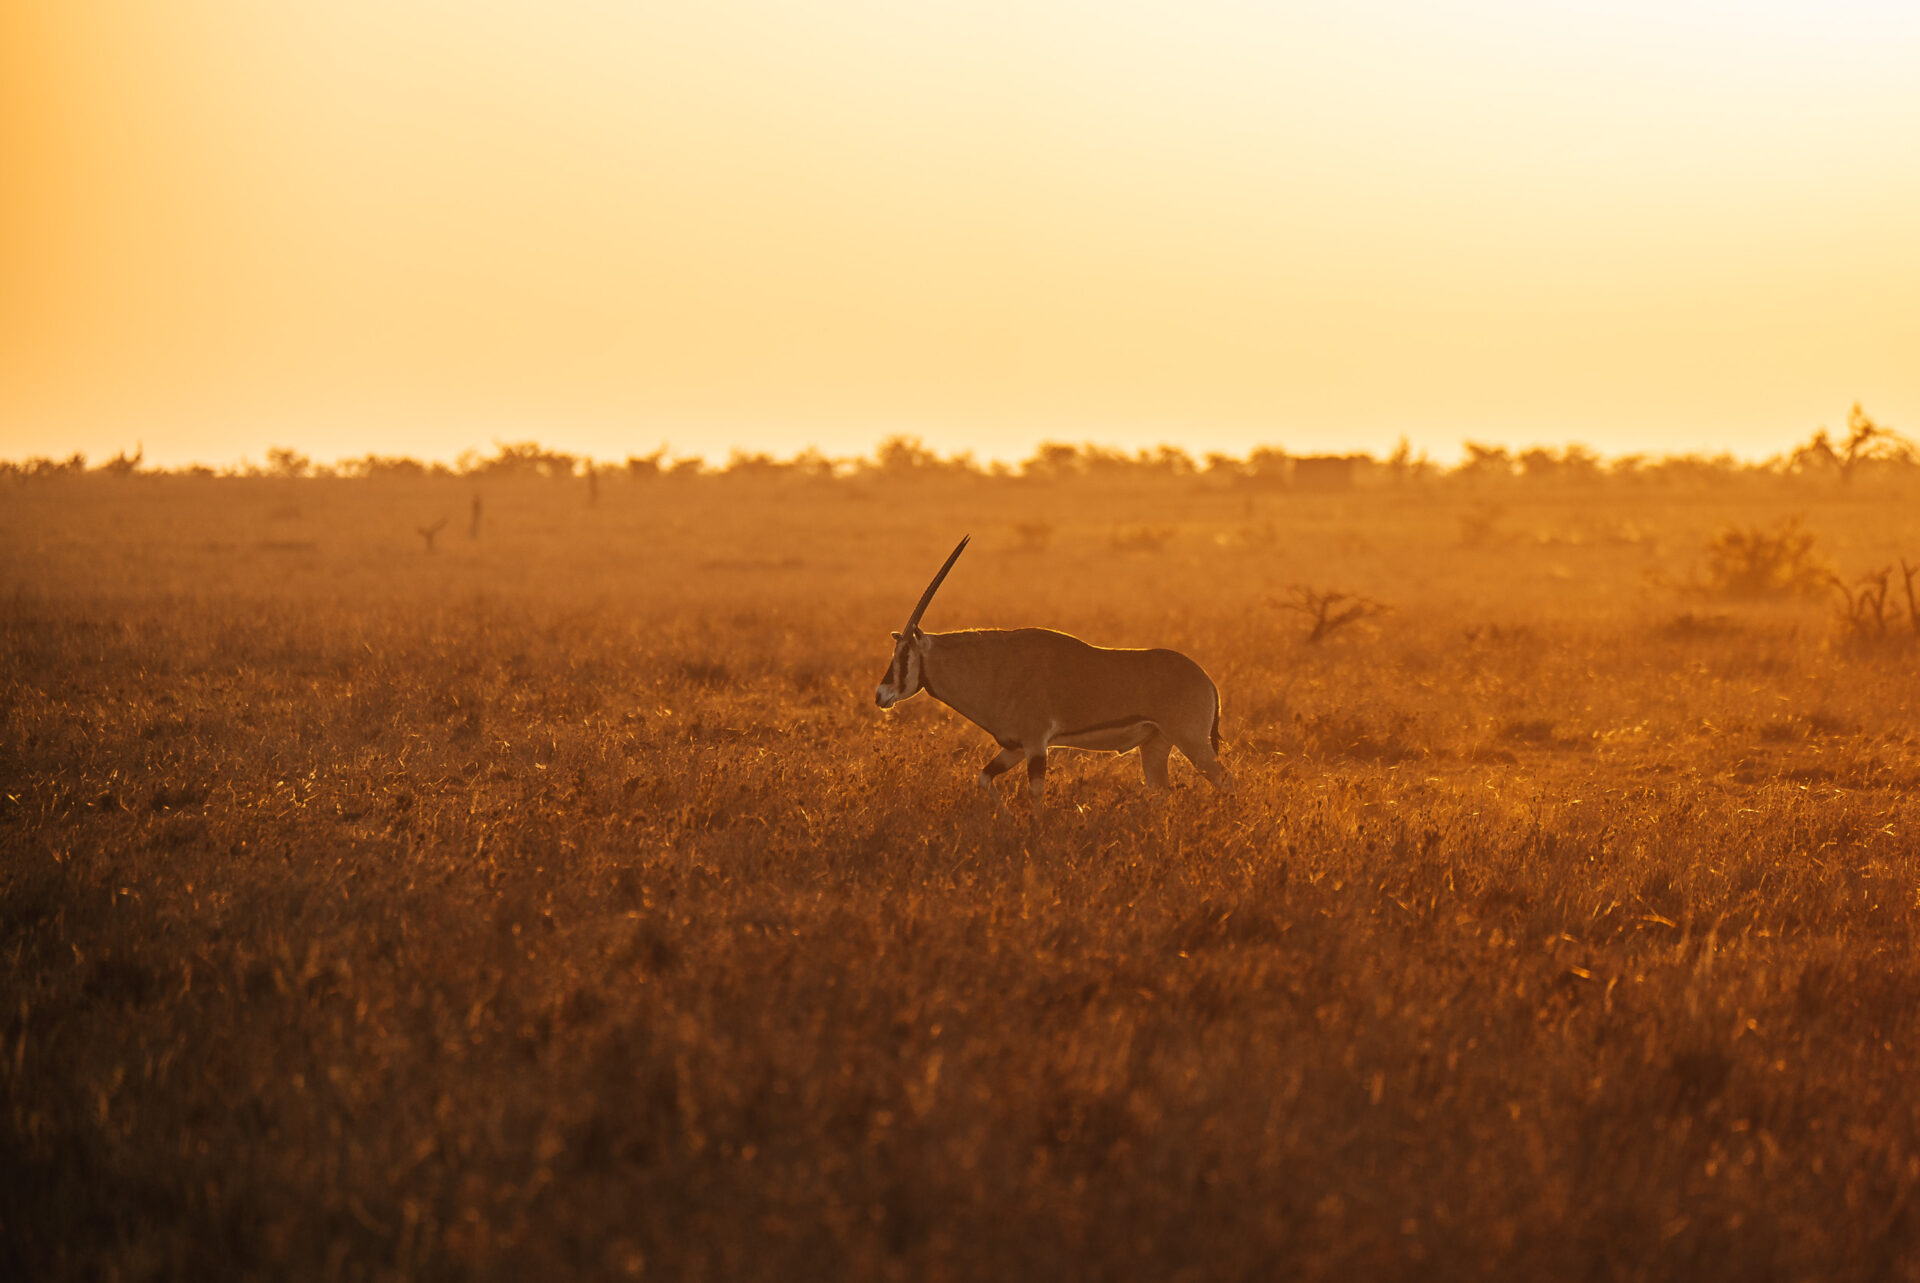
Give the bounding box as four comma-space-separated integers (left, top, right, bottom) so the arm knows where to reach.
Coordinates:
1139, 731, 1174, 791
1025, 747, 1049, 817
977, 747, 1021, 812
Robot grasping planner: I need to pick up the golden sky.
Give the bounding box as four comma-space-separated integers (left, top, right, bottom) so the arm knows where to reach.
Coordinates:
4, 0, 1918, 467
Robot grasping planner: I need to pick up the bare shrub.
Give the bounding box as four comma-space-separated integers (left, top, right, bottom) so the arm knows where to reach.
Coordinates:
1787, 403, 1918, 484
466, 441, 580, 479
1831, 558, 1920, 643
266, 446, 312, 479
97, 444, 146, 477
1277, 586, 1389, 643
1457, 441, 1514, 481
1831, 567, 1894, 639
1700, 517, 1828, 598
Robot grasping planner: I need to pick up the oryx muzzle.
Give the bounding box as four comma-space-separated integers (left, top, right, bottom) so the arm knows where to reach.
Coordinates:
874, 534, 1233, 814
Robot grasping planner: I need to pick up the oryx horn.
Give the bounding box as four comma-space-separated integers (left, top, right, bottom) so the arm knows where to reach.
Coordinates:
905, 535, 970, 632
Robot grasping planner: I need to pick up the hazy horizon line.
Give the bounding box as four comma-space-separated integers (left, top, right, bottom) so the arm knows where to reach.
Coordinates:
6, 423, 1896, 479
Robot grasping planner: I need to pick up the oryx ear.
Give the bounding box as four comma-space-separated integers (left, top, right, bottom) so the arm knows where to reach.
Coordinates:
890, 630, 903, 641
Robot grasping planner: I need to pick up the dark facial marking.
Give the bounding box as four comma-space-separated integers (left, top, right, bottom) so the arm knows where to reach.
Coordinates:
881, 638, 913, 694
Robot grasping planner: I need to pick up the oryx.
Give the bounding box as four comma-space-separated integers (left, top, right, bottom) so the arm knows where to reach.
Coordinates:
874, 535, 1233, 813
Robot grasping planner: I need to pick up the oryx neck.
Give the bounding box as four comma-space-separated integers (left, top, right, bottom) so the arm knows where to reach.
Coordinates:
917, 631, 945, 702
913, 631, 998, 729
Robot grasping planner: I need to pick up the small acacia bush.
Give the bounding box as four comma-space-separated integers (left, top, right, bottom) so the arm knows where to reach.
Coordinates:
1702, 516, 1829, 599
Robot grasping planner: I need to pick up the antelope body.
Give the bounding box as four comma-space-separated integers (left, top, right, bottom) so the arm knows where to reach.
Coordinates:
875, 536, 1233, 813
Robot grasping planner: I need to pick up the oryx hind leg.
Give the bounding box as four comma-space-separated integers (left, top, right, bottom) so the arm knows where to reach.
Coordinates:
1170, 727, 1235, 794
1139, 731, 1174, 790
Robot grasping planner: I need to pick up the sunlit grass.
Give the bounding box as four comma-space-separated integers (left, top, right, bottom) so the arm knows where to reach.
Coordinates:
4, 472, 1920, 1278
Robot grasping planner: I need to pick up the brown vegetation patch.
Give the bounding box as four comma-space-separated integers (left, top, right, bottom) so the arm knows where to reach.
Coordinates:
6, 472, 1920, 1280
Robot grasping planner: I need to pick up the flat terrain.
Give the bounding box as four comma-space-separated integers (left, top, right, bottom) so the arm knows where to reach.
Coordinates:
5, 469, 1920, 1280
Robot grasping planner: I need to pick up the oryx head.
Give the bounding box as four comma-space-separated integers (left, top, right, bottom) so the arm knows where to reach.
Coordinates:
876, 535, 969, 709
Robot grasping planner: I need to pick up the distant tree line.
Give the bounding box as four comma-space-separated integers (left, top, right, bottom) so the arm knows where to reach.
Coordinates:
5, 405, 1915, 489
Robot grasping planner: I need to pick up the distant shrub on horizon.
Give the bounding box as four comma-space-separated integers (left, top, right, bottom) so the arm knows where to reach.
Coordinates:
5, 406, 1917, 489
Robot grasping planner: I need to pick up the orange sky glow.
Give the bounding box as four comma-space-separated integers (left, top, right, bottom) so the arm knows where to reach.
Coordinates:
4, 1, 1918, 468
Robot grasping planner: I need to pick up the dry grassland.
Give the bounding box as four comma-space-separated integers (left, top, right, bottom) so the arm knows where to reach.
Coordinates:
5, 471, 1920, 1280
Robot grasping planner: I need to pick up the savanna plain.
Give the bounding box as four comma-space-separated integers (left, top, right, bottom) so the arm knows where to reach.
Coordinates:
6, 462, 1920, 1281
